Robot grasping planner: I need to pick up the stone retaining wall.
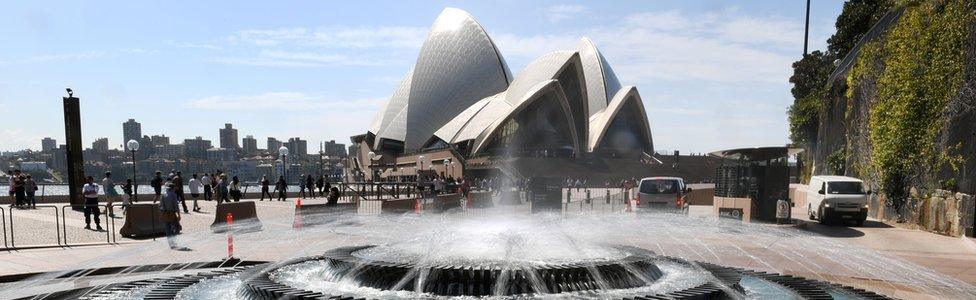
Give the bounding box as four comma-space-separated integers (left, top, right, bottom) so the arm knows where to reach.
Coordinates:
875, 189, 974, 237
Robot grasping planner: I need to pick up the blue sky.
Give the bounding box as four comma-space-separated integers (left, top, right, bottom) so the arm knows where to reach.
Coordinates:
0, 1, 844, 154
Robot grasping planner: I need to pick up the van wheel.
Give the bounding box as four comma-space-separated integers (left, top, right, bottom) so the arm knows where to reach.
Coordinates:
818, 207, 829, 225
855, 219, 865, 227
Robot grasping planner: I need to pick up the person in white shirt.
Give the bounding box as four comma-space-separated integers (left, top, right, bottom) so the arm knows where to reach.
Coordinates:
188, 174, 203, 212
201, 173, 212, 201
82, 176, 103, 231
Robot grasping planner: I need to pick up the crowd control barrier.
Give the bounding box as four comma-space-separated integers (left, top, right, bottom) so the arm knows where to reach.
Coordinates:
211, 201, 262, 233
118, 203, 167, 238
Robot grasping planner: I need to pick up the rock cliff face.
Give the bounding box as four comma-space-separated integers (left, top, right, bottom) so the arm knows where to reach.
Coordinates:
813, 2, 976, 197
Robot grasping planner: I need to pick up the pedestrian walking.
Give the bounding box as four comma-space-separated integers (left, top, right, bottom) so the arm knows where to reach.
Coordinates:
188, 174, 202, 212
150, 171, 163, 202
259, 175, 271, 201
276, 176, 287, 201
82, 176, 102, 231
24, 174, 37, 208
173, 171, 188, 213
102, 171, 119, 217
317, 175, 325, 197
218, 174, 229, 204
201, 173, 212, 201
230, 176, 241, 202
210, 172, 220, 201
159, 182, 189, 251
306, 175, 316, 199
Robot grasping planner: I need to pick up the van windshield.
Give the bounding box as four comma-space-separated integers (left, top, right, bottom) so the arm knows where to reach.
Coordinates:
640, 180, 678, 194
828, 181, 864, 194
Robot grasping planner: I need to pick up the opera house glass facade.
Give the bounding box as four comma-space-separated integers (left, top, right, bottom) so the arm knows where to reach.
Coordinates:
356, 7, 653, 168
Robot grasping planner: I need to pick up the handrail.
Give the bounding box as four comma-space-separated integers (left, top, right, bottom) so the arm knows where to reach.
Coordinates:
8, 205, 62, 248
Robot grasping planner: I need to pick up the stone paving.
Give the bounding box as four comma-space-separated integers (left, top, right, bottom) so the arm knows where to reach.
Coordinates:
1, 195, 975, 299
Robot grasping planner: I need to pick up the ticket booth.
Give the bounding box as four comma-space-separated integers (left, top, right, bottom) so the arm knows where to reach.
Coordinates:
709, 147, 802, 222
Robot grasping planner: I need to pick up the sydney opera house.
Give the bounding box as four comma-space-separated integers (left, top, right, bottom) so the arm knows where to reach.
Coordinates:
350, 8, 657, 181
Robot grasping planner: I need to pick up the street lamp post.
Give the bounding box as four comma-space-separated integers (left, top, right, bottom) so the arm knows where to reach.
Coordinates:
279, 146, 289, 188
442, 158, 450, 177
127, 139, 140, 201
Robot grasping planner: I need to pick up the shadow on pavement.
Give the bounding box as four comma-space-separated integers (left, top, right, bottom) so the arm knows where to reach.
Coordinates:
794, 219, 866, 238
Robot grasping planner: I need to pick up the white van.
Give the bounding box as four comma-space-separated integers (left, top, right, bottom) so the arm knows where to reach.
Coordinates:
806, 175, 870, 226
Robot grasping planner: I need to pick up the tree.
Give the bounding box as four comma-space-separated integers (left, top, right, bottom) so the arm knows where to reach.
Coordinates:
787, 51, 834, 147
827, 0, 893, 58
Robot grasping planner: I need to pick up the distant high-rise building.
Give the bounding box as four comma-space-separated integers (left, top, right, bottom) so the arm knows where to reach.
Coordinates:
41, 137, 57, 152
322, 140, 347, 157
152, 144, 184, 160
287, 137, 308, 158
92, 138, 109, 152
123, 119, 141, 150
150, 135, 170, 146
267, 137, 283, 155
242, 135, 258, 155
219, 123, 239, 149
184, 136, 213, 159
206, 148, 237, 162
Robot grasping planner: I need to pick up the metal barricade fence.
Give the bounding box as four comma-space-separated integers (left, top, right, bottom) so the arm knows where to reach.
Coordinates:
61, 204, 117, 246
7, 205, 62, 249
0, 207, 6, 248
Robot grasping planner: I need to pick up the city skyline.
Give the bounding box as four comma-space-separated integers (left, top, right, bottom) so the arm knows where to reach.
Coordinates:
0, 1, 845, 153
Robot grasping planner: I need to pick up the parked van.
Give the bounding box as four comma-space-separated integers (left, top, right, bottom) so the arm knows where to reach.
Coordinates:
636, 177, 690, 211
806, 175, 870, 226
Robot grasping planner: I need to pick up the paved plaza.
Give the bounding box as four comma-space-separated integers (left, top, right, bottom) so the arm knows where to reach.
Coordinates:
0, 196, 975, 299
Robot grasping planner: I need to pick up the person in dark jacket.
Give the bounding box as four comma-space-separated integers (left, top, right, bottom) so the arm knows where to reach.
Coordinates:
150, 171, 163, 203
326, 186, 340, 206
306, 175, 316, 199
260, 175, 272, 201
316, 176, 325, 197
276, 176, 287, 201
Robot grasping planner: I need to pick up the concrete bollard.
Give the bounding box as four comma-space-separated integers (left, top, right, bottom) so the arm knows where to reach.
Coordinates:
211, 201, 262, 233
227, 213, 234, 258
119, 203, 167, 237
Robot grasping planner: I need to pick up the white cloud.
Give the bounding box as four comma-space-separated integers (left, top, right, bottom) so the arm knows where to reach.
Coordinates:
0, 129, 42, 151
545, 4, 587, 22
183, 92, 385, 112
495, 9, 801, 84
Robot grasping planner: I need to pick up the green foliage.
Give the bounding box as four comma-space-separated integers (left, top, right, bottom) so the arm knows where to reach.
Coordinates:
787, 51, 834, 148
826, 148, 847, 175
861, 0, 973, 204
828, 0, 894, 57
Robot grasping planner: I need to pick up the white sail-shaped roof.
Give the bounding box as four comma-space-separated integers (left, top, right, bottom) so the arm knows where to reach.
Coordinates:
588, 86, 652, 152
372, 70, 413, 146
578, 37, 622, 117
403, 7, 512, 151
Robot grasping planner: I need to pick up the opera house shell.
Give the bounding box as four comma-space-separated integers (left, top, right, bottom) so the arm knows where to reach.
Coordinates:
356, 8, 653, 176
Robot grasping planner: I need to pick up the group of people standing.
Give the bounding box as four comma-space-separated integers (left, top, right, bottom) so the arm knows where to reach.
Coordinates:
150, 170, 244, 213
297, 174, 331, 199
6, 169, 39, 209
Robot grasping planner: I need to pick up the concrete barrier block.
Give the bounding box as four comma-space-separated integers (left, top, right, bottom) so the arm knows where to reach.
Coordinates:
293, 203, 356, 228
211, 201, 263, 233
119, 203, 167, 237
